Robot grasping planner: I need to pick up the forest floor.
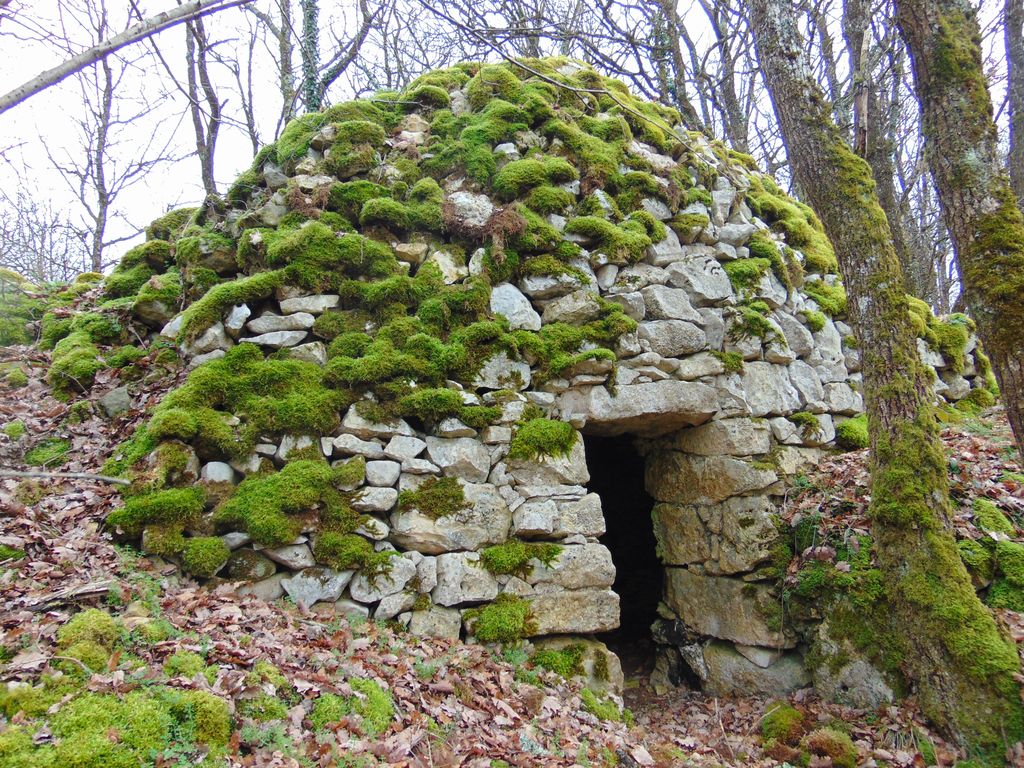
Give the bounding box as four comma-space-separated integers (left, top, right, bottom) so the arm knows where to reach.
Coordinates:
1, 347, 1022, 767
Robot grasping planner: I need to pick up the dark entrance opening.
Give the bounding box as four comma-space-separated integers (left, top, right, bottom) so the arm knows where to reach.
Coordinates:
584, 433, 661, 678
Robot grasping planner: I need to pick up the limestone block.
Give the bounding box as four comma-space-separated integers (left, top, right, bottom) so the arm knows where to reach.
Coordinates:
425, 437, 491, 483
409, 606, 462, 639
775, 311, 814, 357
246, 312, 314, 334
507, 438, 589, 486
541, 289, 602, 325
474, 351, 532, 391
433, 552, 500, 605
278, 294, 340, 314
688, 641, 809, 696
332, 433, 386, 459
553, 493, 606, 538
645, 227, 686, 266
239, 330, 307, 348
281, 566, 354, 607
671, 418, 771, 456
186, 322, 231, 356
375, 592, 416, 619
262, 544, 316, 570
645, 452, 777, 505
663, 259, 737, 307
235, 573, 287, 601
351, 487, 398, 513
640, 285, 703, 322
490, 283, 541, 330
637, 320, 706, 357
341, 407, 414, 439
223, 304, 251, 337
822, 382, 863, 415
606, 292, 645, 321
665, 568, 795, 647
446, 190, 493, 229
512, 500, 558, 537
526, 588, 620, 635
349, 555, 416, 602
289, 342, 327, 366
526, 544, 615, 589
390, 482, 511, 554
366, 460, 401, 487
787, 361, 827, 412
557, 380, 717, 437
384, 435, 427, 460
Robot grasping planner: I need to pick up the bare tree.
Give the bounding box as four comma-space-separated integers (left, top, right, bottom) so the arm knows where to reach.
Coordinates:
43, 0, 181, 271
1007, 0, 1024, 201
0, 186, 91, 283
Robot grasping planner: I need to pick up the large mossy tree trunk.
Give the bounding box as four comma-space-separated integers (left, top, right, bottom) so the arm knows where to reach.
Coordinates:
746, 0, 1024, 756
895, 0, 1024, 461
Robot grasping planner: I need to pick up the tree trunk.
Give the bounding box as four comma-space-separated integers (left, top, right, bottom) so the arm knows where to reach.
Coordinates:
746, 0, 1024, 755
1008, 0, 1024, 202
300, 0, 319, 112
896, 0, 1024, 461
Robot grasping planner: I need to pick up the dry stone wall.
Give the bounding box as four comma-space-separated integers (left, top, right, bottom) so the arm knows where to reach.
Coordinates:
109, 59, 993, 700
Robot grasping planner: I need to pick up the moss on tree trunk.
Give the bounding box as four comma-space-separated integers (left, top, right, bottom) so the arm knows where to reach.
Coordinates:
896, 0, 1024, 461
748, 0, 1024, 758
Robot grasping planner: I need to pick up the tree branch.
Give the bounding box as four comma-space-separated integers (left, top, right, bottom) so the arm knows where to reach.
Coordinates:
0, 0, 251, 114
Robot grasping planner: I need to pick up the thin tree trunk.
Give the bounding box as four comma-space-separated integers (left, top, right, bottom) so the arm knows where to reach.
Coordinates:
90, 56, 114, 273
746, 0, 1024, 754
300, 0, 319, 112
1007, 0, 1024, 202
896, 0, 1024, 461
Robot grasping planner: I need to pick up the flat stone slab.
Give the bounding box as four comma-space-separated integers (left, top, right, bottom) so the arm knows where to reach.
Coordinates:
557, 380, 717, 437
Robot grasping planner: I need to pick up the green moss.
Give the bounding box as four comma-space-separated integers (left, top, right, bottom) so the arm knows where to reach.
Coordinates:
0, 544, 24, 561
23, 438, 70, 467
3, 419, 26, 439
580, 689, 631, 724
973, 498, 1014, 535
107, 487, 205, 537
479, 540, 562, 577
48, 331, 104, 399
761, 701, 805, 744
309, 679, 393, 737
564, 216, 651, 264
58, 609, 119, 650
465, 594, 534, 643
5, 368, 29, 387
523, 184, 574, 214
238, 693, 288, 722
312, 532, 394, 579
531, 644, 585, 678
508, 418, 577, 460
61, 639, 110, 673
802, 728, 857, 768
835, 414, 869, 450
746, 175, 837, 273
710, 350, 744, 373
788, 411, 822, 439
178, 270, 284, 342
722, 257, 771, 293
146, 207, 197, 241
180, 536, 231, 578
798, 310, 824, 334
172, 689, 232, 744
803, 279, 847, 316
397, 476, 469, 519
215, 460, 360, 546
729, 301, 776, 342
359, 197, 410, 231
163, 649, 208, 680
466, 65, 524, 110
